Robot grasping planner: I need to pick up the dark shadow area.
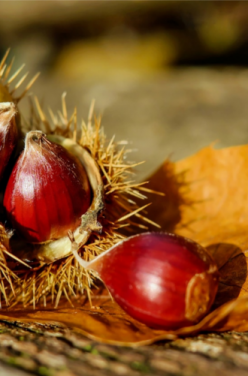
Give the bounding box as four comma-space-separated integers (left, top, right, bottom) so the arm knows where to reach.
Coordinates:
207, 243, 247, 309
145, 161, 187, 233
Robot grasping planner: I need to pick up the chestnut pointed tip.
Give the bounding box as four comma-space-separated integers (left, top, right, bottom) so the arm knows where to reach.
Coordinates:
26, 130, 45, 139
0, 101, 16, 111
0, 102, 17, 122
25, 130, 46, 148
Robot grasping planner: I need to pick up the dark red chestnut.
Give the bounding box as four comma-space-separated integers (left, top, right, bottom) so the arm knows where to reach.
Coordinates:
0, 102, 18, 181
72, 232, 219, 330
3, 131, 91, 243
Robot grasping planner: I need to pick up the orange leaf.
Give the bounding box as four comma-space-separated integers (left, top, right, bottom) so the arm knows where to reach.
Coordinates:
146, 144, 248, 333
174, 144, 248, 248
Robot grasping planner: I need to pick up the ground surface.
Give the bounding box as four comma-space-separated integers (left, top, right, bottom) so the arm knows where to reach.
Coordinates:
0, 320, 248, 376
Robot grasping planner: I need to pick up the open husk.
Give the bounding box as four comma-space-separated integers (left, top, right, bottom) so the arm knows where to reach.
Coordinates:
10, 132, 104, 263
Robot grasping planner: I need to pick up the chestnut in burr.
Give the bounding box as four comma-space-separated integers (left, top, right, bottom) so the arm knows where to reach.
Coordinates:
3, 131, 91, 243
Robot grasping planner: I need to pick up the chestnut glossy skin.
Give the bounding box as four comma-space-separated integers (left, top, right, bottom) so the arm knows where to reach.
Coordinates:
3, 131, 91, 243
93, 233, 219, 329
0, 103, 18, 180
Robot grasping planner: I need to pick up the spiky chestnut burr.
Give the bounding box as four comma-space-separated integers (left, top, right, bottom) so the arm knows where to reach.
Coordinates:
72, 232, 219, 329
0, 49, 39, 99
0, 49, 39, 134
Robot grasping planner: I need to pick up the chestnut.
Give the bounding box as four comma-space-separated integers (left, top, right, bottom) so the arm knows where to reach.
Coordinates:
3, 131, 91, 243
72, 232, 219, 330
2, 130, 104, 263
0, 102, 18, 180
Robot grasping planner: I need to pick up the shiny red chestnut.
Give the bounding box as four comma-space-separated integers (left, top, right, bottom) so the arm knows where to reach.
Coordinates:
78, 232, 219, 330
3, 131, 91, 243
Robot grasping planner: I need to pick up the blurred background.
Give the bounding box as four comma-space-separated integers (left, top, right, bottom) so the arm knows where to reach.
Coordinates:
1, 1, 248, 180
